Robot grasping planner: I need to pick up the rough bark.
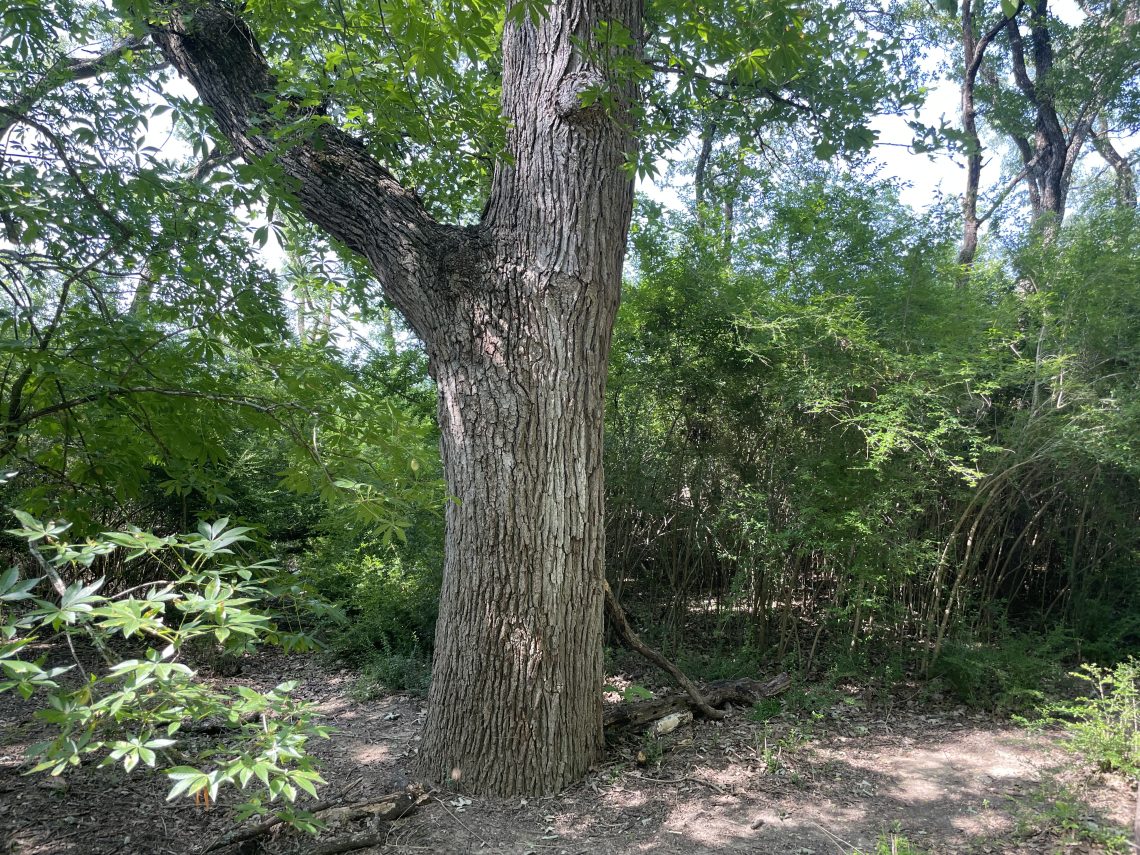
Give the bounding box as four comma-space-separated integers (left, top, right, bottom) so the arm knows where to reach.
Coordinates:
958, 0, 982, 267
152, 0, 638, 797
419, 0, 638, 795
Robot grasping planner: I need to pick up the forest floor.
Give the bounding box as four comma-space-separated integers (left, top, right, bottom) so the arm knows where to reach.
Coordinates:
1, 649, 1135, 855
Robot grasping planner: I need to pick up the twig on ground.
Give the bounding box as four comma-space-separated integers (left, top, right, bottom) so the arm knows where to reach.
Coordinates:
631, 773, 728, 795
433, 795, 488, 846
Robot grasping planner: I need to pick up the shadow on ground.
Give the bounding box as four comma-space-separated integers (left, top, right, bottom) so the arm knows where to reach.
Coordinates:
1, 651, 1133, 854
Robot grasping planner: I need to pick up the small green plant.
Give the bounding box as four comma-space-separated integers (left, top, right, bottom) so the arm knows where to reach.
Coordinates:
353, 649, 433, 698
747, 696, 782, 723
853, 832, 926, 855
0, 512, 335, 830
638, 733, 664, 766
1037, 658, 1140, 776
1009, 780, 1132, 851
781, 682, 841, 717
604, 682, 654, 701
301, 539, 441, 695
757, 723, 779, 773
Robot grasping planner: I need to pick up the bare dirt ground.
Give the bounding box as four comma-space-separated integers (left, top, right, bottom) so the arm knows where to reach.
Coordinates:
1, 650, 1134, 854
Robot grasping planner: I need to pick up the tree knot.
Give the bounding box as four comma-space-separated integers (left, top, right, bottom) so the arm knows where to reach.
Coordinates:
553, 70, 607, 123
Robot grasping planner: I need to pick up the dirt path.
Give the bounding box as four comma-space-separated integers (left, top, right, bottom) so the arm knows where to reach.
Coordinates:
1, 651, 1133, 854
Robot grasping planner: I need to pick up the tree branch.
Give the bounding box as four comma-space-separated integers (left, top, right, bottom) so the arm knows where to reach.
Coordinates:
0, 107, 133, 243
978, 159, 1037, 224
1004, 18, 1037, 102
0, 37, 151, 142
1090, 122, 1137, 207
149, 2, 474, 343
965, 7, 1021, 86
16, 386, 308, 429
644, 59, 813, 114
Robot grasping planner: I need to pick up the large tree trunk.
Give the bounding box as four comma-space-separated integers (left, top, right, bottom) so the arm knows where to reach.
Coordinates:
153, 0, 638, 797
419, 279, 616, 795
417, 0, 636, 795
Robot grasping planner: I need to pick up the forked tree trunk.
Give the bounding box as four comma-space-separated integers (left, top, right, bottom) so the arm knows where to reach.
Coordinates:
418, 0, 636, 793
154, 0, 638, 796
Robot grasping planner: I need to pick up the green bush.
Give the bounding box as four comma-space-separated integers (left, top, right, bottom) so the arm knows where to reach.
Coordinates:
301, 535, 441, 693
1042, 658, 1140, 776
929, 632, 1073, 714
0, 512, 333, 831
353, 650, 434, 698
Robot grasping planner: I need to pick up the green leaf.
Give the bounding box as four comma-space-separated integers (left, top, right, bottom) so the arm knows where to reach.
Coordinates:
166, 766, 210, 800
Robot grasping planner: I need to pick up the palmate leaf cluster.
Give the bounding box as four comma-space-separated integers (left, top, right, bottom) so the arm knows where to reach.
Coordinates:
0, 512, 336, 826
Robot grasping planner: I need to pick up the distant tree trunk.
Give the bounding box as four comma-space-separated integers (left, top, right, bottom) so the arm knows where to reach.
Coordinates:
1004, 4, 1089, 233
957, 0, 1010, 267
694, 119, 717, 210
154, 0, 638, 796
1091, 121, 1137, 209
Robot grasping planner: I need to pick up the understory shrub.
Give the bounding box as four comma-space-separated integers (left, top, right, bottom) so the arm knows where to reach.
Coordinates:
928, 631, 1076, 714
301, 535, 442, 693
1039, 658, 1140, 776
0, 512, 334, 830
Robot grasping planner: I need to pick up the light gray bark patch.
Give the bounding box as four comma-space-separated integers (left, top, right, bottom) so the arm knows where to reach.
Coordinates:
554, 70, 607, 122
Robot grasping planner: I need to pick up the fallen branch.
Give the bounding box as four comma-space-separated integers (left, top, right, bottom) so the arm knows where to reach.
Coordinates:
603, 579, 726, 720
299, 833, 391, 855
603, 674, 791, 732
318, 791, 424, 825
296, 791, 431, 855
197, 781, 426, 853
